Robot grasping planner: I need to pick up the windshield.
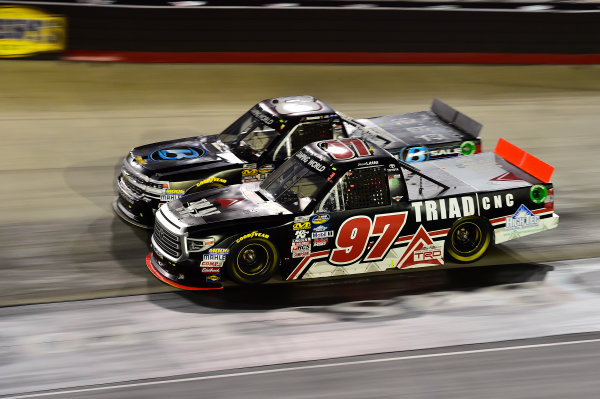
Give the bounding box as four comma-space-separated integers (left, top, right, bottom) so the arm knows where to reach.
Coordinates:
217, 108, 279, 156
259, 157, 329, 212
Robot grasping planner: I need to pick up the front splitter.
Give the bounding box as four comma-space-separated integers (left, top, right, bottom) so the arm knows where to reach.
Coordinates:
113, 199, 154, 229
146, 253, 223, 291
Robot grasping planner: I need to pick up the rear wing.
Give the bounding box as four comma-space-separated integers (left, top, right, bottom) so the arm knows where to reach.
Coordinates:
347, 99, 482, 149
431, 99, 482, 139
494, 138, 554, 183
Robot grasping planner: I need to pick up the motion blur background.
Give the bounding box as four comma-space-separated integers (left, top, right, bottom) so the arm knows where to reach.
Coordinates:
1, 0, 600, 397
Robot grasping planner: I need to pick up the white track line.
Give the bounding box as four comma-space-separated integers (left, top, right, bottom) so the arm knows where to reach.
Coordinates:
7, 336, 600, 399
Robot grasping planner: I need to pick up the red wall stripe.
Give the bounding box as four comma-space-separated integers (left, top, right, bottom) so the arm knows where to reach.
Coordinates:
62, 51, 600, 64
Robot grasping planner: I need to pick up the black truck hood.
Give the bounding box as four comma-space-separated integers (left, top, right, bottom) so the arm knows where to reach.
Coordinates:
131, 134, 244, 178
166, 184, 292, 228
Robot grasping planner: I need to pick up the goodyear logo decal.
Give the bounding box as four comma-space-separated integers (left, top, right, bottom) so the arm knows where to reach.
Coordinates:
196, 177, 227, 187
235, 231, 269, 243
0, 6, 66, 58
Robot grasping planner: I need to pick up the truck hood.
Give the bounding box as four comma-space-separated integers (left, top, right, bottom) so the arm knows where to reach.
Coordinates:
166, 183, 292, 227
130, 134, 244, 178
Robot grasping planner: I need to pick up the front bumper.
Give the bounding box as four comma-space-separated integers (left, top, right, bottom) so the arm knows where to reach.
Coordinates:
113, 196, 157, 229
146, 252, 223, 290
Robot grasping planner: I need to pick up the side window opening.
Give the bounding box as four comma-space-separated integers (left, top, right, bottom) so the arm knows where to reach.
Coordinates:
291, 121, 334, 154
319, 183, 344, 213
319, 166, 390, 212
272, 120, 335, 162
241, 125, 278, 155
343, 166, 390, 210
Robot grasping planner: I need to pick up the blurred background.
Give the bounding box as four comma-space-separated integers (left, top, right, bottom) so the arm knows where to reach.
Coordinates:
1, 0, 600, 397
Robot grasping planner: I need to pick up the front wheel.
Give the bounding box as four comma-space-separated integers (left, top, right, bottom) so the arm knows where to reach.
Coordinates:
225, 238, 279, 285
446, 216, 492, 263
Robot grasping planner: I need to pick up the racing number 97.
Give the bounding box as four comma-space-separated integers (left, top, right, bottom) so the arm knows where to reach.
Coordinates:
330, 212, 407, 265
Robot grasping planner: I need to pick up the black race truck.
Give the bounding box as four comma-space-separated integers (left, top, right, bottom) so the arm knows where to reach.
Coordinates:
115, 95, 481, 228
147, 137, 558, 290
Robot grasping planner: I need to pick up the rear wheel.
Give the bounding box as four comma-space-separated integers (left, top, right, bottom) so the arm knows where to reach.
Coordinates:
225, 238, 279, 284
446, 216, 492, 263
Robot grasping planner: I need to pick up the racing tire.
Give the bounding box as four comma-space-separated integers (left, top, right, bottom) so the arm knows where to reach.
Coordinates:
225, 238, 279, 285
445, 216, 492, 263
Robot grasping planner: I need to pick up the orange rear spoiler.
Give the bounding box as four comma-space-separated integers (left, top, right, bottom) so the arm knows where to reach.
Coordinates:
493, 138, 554, 183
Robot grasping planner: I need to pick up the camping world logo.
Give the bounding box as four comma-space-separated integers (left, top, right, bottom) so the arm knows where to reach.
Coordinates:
506, 204, 540, 231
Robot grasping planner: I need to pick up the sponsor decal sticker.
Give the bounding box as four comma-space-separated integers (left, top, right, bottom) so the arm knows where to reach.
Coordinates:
294, 230, 309, 239
200, 260, 223, 267
295, 151, 327, 172
402, 146, 429, 163
312, 231, 334, 239
313, 238, 328, 247
311, 214, 330, 225
292, 250, 311, 258
201, 267, 221, 273
149, 146, 206, 161
412, 196, 477, 223
480, 193, 514, 211
196, 177, 227, 187
160, 189, 185, 201
175, 199, 221, 217
206, 274, 220, 283
292, 245, 310, 252
397, 225, 443, 269
203, 253, 227, 261
313, 224, 329, 232
208, 248, 230, 254
250, 108, 275, 125
294, 216, 310, 223
235, 231, 269, 243
292, 238, 311, 246
242, 168, 258, 176
505, 204, 540, 231
258, 164, 275, 174
293, 221, 311, 230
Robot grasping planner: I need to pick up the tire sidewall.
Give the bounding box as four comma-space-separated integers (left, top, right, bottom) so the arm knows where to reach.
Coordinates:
446, 216, 492, 263
225, 237, 279, 284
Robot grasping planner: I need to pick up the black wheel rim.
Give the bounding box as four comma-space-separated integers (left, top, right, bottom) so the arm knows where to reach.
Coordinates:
451, 221, 482, 255
237, 243, 270, 276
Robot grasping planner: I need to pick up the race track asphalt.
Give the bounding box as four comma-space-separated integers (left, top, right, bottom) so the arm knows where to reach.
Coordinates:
1, 61, 599, 306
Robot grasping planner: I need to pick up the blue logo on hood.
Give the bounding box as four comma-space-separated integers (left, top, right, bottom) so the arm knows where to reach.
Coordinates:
150, 146, 206, 161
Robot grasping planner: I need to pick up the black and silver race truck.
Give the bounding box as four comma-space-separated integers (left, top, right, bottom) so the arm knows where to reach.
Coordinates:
115, 96, 481, 228
147, 137, 558, 290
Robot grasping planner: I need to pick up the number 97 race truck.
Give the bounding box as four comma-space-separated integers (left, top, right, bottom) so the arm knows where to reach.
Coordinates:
115, 95, 481, 228
146, 137, 558, 290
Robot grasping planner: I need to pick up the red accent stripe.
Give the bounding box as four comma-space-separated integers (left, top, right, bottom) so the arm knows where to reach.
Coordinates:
287, 250, 330, 280
494, 138, 554, 183
61, 51, 600, 65
395, 228, 450, 243
146, 253, 223, 291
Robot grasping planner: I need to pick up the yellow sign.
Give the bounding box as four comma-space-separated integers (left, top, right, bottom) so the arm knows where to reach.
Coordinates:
293, 222, 311, 230
0, 6, 66, 58
196, 177, 227, 187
